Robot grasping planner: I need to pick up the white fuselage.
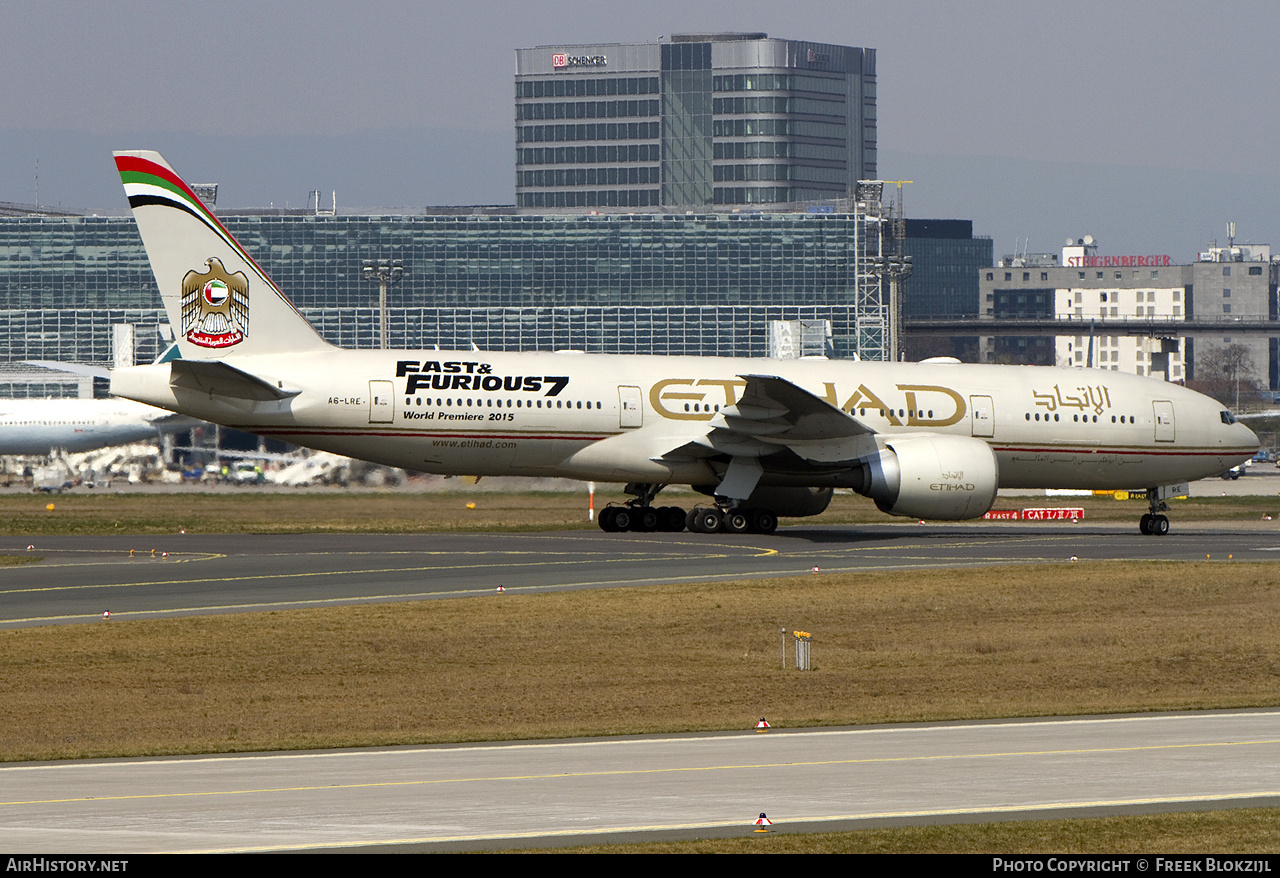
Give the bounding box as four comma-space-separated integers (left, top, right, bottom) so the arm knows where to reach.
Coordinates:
111, 351, 1258, 492
0, 398, 191, 455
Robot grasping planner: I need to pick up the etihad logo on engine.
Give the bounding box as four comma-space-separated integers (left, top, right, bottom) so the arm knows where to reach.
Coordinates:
396, 360, 568, 396
649, 378, 967, 427
180, 257, 249, 349
930, 470, 976, 492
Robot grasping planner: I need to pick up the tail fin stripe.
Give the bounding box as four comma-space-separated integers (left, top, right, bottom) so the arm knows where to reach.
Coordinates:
116, 156, 213, 221
123, 193, 204, 222
115, 155, 285, 301
114, 149, 332, 354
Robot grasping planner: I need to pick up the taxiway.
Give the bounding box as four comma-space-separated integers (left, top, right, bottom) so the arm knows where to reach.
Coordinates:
3, 522, 1279, 627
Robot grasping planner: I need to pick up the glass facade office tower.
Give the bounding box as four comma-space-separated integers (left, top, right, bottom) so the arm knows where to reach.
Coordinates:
899, 219, 993, 362
515, 34, 877, 211
902, 220, 993, 319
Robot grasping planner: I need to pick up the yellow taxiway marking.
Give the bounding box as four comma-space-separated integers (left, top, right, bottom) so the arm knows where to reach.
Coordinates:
0, 566, 799, 625
0, 544, 776, 597
0, 553, 793, 625
0, 551, 225, 567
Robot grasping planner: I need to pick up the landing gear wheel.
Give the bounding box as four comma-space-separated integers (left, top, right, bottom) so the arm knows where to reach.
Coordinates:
723, 510, 751, 534
659, 506, 687, 532
599, 506, 621, 533
1139, 512, 1170, 536
750, 509, 778, 535
612, 507, 633, 532
689, 507, 723, 534
630, 507, 659, 532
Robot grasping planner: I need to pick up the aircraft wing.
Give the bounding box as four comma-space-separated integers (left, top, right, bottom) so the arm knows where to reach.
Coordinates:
662, 373, 876, 464
728, 373, 873, 441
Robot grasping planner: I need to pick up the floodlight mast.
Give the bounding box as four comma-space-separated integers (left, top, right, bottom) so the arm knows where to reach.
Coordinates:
361, 259, 404, 349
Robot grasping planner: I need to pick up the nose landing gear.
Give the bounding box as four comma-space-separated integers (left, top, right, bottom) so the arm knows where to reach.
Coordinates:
1139, 512, 1169, 536
1138, 484, 1185, 536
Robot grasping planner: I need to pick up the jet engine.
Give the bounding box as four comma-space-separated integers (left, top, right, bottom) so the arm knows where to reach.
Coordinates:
856, 434, 999, 520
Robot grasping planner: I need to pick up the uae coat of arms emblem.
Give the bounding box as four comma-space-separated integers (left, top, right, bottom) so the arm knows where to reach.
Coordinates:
180, 257, 250, 348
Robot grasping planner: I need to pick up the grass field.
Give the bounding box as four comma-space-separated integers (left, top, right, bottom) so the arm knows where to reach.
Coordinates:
0, 486, 1278, 535
3, 560, 1278, 762
508, 809, 1280, 853
3, 490, 1278, 852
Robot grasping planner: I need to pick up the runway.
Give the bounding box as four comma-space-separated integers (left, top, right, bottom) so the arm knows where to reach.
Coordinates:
2, 709, 1278, 852
4, 521, 1280, 627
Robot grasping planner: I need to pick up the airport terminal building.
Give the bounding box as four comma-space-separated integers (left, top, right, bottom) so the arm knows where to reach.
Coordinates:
0, 205, 897, 387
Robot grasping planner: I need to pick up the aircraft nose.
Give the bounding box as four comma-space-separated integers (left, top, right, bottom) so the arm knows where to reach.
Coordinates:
1241, 422, 1261, 451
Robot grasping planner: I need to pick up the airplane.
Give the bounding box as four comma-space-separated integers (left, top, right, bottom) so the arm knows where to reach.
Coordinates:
109, 151, 1259, 537
0, 396, 195, 455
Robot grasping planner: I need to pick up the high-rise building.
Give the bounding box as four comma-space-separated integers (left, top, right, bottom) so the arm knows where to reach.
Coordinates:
902, 220, 993, 319
515, 33, 876, 211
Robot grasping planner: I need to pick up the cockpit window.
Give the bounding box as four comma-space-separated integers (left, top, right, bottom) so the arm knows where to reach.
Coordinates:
1221, 411, 1238, 425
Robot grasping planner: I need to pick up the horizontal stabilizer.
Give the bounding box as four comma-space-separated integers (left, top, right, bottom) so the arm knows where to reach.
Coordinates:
169, 359, 301, 401
24, 360, 110, 379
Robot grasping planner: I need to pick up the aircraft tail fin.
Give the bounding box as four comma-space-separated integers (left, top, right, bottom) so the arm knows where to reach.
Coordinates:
114, 151, 332, 360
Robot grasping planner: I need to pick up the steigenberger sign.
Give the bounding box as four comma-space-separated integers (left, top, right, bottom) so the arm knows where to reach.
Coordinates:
1065, 254, 1172, 267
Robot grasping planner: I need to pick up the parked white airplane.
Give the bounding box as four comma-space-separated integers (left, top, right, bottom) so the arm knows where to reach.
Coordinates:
0, 397, 194, 455
110, 151, 1258, 536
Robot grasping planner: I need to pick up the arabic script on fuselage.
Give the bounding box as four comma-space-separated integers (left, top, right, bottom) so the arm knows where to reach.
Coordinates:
1031, 384, 1112, 414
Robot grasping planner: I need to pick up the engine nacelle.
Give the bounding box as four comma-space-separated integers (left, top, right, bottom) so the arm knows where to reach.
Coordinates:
858, 434, 999, 520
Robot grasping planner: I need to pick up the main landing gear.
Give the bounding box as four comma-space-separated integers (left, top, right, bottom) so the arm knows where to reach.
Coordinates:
686, 506, 777, 535
598, 503, 687, 533
597, 483, 687, 533
596, 483, 779, 535
1138, 486, 1174, 536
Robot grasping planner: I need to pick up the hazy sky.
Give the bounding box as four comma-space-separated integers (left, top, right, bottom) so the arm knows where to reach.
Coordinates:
4, 0, 1277, 259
